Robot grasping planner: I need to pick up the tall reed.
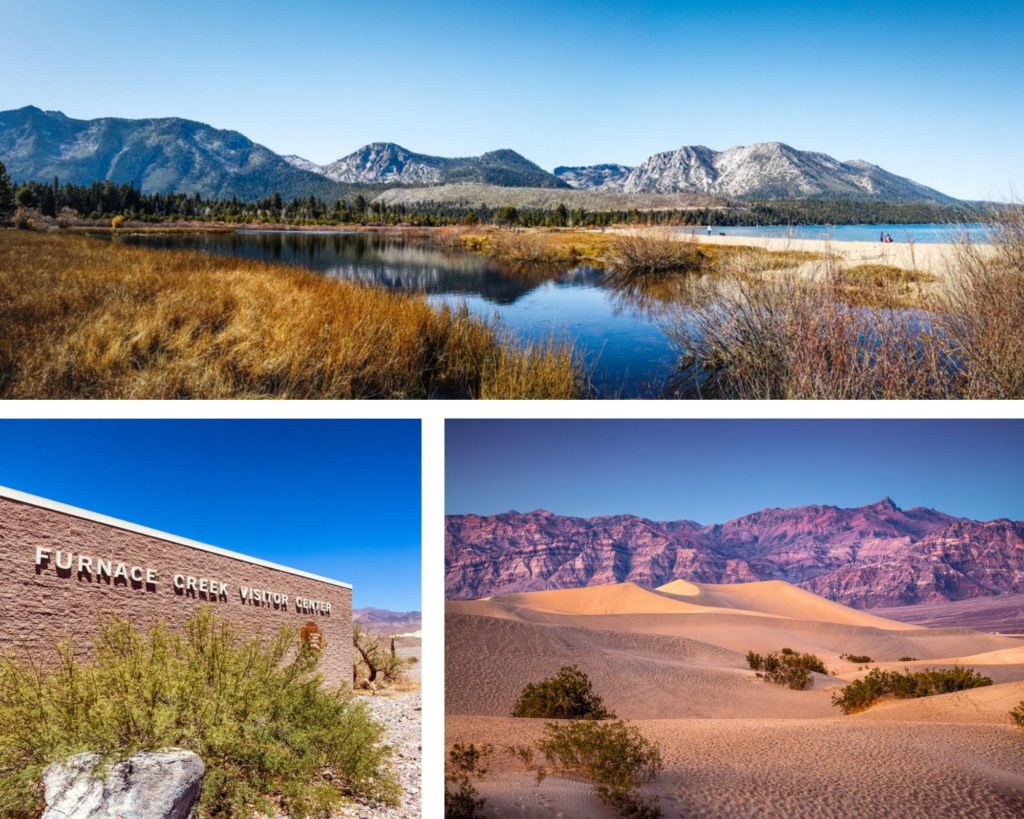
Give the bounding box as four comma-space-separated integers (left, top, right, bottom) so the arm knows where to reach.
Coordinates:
0, 231, 584, 399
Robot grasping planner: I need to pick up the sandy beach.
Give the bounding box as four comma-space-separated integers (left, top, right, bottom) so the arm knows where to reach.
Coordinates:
446, 580, 1024, 817
684, 233, 996, 275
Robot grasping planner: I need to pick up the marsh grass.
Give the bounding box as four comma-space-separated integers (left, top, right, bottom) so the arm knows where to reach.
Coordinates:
0, 231, 583, 399
668, 212, 1024, 399
833, 263, 936, 308
667, 272, 958, 399
0, 610, 398, 818
938, 211, 1024, 397
605, 232, 707, 279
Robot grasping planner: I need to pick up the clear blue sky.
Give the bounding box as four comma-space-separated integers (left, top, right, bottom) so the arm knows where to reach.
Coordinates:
0, 420, 420, 611
446, 420, 1024, 523
2, 0, 1021, 200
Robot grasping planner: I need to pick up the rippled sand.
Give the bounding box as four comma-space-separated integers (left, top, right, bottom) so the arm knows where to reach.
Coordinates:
446, 580, 1024, 817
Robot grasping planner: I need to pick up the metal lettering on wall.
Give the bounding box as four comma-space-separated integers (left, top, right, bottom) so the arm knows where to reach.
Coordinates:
33, 547, 332, 615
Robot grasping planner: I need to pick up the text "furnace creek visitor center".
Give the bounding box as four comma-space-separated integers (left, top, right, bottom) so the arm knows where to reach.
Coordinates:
0, 485, 353, 686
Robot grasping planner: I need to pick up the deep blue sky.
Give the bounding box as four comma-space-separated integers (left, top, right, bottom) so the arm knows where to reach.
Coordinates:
0, 420, 420, 611
446, 420, 1024, 523
2, 0, 1021, 200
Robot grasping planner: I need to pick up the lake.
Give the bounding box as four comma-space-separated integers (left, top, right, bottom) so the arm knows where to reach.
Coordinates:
95, 230, 682, 397
93, 225, 966, 397
682, 222, 994, 243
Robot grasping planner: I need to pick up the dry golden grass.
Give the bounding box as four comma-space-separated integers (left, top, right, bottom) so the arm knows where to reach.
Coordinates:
0, 231, 584, 399
450, 228, 614, 266
833, 263, 936, 309
606, 232, 708, 279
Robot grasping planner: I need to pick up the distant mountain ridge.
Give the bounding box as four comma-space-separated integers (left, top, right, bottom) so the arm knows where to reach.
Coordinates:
291, 143, 568, 188
353, 607, 422, 634
445, 499, 1024, 608
555, 142, 955, 203
0, 105, 344, 201
1, 106, 955, 203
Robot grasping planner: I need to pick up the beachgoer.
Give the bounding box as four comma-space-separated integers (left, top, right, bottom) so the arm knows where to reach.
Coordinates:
707, 225, 712, 235
880, 231, 884, 242
885, 233, 894, 243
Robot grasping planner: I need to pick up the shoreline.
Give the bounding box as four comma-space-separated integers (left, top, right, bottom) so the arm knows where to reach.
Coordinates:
59, 221, 995, 274
658, 230, 997, 274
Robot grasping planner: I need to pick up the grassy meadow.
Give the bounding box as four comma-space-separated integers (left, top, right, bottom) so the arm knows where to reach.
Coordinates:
0, 230, 583, 399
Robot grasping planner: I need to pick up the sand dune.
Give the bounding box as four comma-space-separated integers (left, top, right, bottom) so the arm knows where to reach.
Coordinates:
462, 579, 916, 630
656, 579, 915, 630
855, 680, 1024, 725
447, 579, 1024, 816
446, 613, 838, 719
449, 716, 1024, 819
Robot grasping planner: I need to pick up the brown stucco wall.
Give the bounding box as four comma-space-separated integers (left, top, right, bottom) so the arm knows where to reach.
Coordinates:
0, 494, 352, 687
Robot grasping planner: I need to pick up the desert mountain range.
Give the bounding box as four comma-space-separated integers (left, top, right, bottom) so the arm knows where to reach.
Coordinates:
445, 498, 1024, 608
1, 106, 953, 203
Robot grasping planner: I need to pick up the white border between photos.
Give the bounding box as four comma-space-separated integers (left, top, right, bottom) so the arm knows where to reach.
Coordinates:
2, 398, 1021, 819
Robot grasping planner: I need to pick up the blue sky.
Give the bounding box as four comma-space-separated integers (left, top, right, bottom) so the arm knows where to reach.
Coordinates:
2, 0, 1021, 200
0, 420, 421, 611
446, 420, 1024, 523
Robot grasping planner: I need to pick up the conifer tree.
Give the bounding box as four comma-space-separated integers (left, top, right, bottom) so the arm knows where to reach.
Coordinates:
0, 160, 13, 221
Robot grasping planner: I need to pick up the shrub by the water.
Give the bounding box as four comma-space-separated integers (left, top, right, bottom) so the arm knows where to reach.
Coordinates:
746, 650, 828, 689
0, 610, 398, 818
536, 720, 664, 819
669, 209, 1024, 400
832, 666, 993, 714
512, 665, 615, 719
606, 232, 706, 279
445, 743, 492, 819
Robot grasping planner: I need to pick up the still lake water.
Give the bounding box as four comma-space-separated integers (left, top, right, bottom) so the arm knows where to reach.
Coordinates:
97, 230, 680, 396
95, 225, 970, 396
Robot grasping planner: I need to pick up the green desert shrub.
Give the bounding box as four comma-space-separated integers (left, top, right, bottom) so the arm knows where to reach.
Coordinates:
0, 610, 398, 818
832, 666, 993, 714
746, 649, 827, 689
537, 720, 664, 818
898, 656, 918, 662
512, 665, 615, 719
841, 653, 872, 664
1011, 701, 1024, 728
445, 743, 492, 819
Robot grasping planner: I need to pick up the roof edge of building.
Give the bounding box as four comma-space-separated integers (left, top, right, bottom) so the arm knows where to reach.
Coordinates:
0, 485, 353, 590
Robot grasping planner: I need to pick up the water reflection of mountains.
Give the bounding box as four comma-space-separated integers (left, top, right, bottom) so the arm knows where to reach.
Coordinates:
114, 231, 606, 305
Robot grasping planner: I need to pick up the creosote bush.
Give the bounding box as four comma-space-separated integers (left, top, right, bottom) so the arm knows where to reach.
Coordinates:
535, 720, 664, 819
1010, 701, 1024, 728
352, 623, 409, 688
840, 653, 872, 664
444, 742, 492, 819
512, 665, 615, 719
832, 666, 993, 714
0, 609, 398, 818
746, 650, 827, 689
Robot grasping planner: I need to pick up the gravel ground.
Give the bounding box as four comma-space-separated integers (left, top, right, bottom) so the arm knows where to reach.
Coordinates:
336, 692, 422, 819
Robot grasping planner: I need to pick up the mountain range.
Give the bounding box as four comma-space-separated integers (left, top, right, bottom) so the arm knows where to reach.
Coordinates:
353, 607, 422, 634
445, 499, 1024, 609
555, 142, 955, 202
1, 106, 955, 204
